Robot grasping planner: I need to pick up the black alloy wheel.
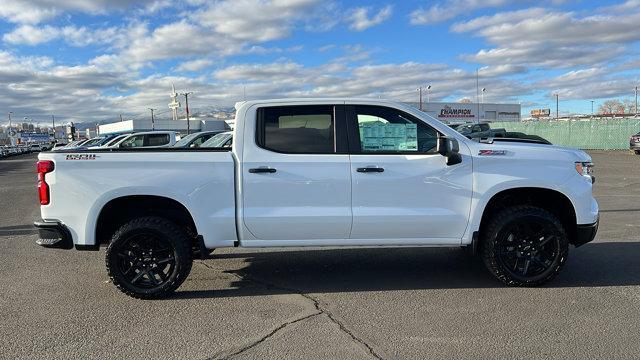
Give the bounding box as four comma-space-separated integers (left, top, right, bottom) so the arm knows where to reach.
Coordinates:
481, 206, 568, 286
106, 217, 192, 299
115, 233, 176, 289
495, 220, 560, 281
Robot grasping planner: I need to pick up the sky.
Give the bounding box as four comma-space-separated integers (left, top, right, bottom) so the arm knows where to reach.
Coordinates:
0, 0, 639, 124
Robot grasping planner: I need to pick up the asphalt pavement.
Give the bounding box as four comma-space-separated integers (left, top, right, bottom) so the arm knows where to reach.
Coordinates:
1, 151, 639, 359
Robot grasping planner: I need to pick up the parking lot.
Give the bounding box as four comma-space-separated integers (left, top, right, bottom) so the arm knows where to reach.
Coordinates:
1, 151, 639, 359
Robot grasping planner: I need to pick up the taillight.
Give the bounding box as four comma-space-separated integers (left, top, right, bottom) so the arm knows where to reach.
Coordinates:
37, 160, 54, 205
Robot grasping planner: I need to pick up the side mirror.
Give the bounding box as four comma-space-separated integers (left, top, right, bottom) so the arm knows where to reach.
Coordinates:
437, 136, 462, 166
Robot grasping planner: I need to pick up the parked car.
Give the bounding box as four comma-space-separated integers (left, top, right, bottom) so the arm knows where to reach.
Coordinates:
109, 131, 180, 149
91, 134, 131, 149
53, 139, 91, 151
35, 99, 598, 299
450, 122, 551, 144
630, 132, 640, 155
200, 131, 233, 148
29, 144, 42, 153
173, 131, 225, 148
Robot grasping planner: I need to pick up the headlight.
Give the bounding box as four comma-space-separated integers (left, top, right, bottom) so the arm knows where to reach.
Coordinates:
575, 161, 594, 176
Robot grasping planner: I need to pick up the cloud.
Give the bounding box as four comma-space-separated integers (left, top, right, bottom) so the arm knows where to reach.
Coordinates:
4, 24, 123, 46
0, 0, 148, 24
175, 59, 214, 72
410, 0, 513, 25
194, 0, 325, 42
456, 7, 640, 69
347, 5, 393, 31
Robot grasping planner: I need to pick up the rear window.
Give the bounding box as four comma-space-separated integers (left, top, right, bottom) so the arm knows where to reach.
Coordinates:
146, 134, 170, 146
257, 106, 335, 154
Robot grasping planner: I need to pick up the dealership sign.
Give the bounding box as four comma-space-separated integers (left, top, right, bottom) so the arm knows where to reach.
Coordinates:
438, 105, 475, 119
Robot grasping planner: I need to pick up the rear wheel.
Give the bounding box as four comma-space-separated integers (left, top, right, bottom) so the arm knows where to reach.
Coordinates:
481, 206, 568, 286
634, 150, 640, 155
106, 216, 193, 299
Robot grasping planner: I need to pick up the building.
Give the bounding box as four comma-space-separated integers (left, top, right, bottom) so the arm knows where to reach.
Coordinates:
407, 102, 521, 124
98, 118, 231, 136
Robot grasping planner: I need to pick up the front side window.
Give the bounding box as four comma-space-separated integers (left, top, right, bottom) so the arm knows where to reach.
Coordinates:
258, 106, 335, 154
354, 105, 438, 154
146, 134, 170, 146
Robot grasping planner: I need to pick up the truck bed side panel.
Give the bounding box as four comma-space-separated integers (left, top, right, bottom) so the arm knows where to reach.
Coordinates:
38, 151, 236, 248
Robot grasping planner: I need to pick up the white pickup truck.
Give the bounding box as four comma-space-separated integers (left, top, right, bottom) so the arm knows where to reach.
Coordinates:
35, 99, 599, 299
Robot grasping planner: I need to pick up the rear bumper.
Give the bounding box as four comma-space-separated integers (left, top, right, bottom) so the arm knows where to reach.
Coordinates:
34, 221, 73, 250
573, 217, 599, 247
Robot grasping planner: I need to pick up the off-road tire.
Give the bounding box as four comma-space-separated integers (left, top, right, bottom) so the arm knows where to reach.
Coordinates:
106, 216, 193, 299
481, 206, 568, 287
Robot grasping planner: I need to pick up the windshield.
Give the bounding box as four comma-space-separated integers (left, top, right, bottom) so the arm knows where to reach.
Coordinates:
104, 134, 128, 147
201, 132, 232, 148
173, 133, 200, 147
81, 138, 104, 147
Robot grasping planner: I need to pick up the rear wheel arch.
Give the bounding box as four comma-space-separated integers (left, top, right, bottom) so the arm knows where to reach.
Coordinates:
95, 195, 198, 246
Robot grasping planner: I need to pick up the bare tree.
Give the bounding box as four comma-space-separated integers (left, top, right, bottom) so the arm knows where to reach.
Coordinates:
598, 99, 625, 115
622, 98, 637, 114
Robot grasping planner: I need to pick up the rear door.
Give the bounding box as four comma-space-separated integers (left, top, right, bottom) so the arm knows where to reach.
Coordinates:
347, 104, 472, 243
241, 104, 352, 240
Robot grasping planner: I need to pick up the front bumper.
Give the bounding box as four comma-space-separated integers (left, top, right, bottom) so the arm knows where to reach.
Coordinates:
573, 217, 599, 247
34, 220, 73, 249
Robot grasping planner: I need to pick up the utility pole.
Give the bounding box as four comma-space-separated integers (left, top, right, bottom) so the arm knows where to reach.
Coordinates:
635, 86, 638, 117
590, 100, 594, 117
149, 108, 157, 130
180, 92, 193, 135
417, 86, 423, 110
476, 68, 480, 124
51, 115, 55, 140
481, 88, 486, 120
120, 114, 123, 122
555, 93, 559, 120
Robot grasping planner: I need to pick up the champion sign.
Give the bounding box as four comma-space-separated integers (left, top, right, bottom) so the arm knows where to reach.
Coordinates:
438, 105, 475, 118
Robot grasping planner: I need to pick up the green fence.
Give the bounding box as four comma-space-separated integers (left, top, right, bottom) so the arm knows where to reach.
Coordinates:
491, 119, 640, 150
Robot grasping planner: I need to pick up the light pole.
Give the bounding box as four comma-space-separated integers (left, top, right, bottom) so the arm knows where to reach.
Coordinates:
180, 92, 193, 135
148, 108, 157, 130
590, 100, 594, 117
7, 111, 12, 136
481, 88, 486, 120
417, 86, 423, 110
554, 93, 559, 120
635, 86, 638, 117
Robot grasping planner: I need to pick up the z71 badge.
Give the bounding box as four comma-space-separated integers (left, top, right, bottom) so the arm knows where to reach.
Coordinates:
478, 150, 507, 156
65, 154, 98, 160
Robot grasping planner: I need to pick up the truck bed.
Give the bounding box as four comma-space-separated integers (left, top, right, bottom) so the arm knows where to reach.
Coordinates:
38, 150, 237, 249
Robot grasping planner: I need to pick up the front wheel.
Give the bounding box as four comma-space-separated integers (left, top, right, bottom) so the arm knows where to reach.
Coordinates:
106, 216, 193, 299
481, 206, 568, 286
634, 150, 640, 155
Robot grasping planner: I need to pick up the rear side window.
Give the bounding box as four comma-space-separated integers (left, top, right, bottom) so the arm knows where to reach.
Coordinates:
145, 134, 170, 146
257, 106, 335, 154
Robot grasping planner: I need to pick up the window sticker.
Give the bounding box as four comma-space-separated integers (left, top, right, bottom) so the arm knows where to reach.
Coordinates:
359, 122, 418, 151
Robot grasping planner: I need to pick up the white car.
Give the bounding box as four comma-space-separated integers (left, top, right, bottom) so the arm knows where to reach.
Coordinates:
108, 131, 180, 149
35, 98, 598, 299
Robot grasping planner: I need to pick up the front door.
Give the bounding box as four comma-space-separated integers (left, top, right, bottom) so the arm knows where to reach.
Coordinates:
347, 105, 472, 243
241, 104, 352, 240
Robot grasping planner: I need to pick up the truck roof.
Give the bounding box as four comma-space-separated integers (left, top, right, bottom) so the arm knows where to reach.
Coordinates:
235, 98, 406, 109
